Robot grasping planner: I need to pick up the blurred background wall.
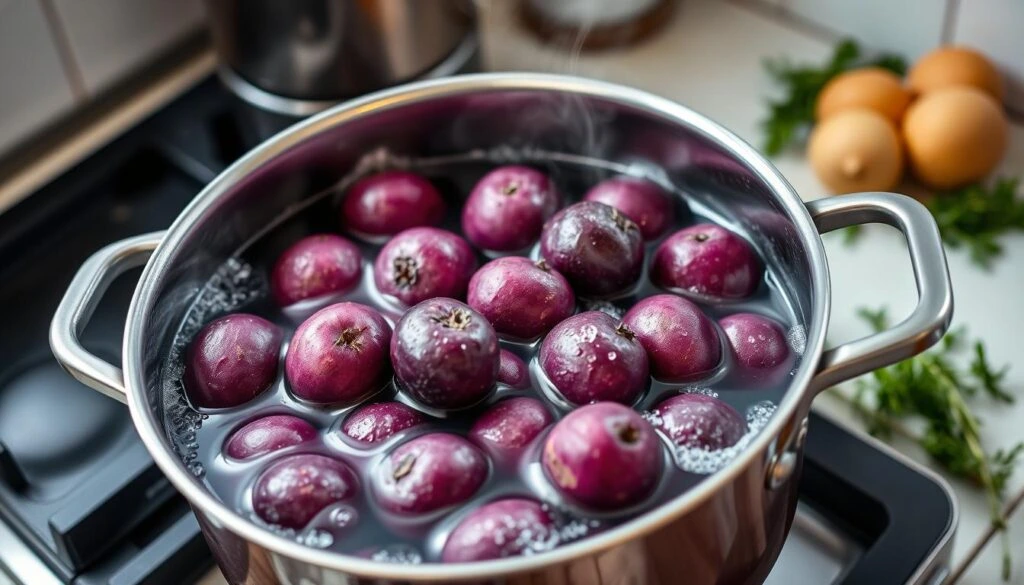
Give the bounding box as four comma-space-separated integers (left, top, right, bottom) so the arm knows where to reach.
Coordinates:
0, 0, 1020, 158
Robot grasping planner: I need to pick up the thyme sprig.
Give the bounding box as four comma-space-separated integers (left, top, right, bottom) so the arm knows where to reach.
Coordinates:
842, 307, 1022, 580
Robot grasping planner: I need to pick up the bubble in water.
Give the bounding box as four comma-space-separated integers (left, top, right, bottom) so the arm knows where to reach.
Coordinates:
577, 325, 598, 344
299, 529, 334, 549
670, 400, 778, 475
642, 410, 663, 428
370, 545, 423, 565
746, 400, 777, 431
329, 505, 358, 529
582, 300, 624, 319
466, 505, 563, 557
787, 324, 807, 356
557, 516, 601, 542
520, 525, 560, 556
198, 257, 267, 316
164, 380, 205, 467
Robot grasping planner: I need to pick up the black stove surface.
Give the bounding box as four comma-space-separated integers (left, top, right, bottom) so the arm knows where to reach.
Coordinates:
0, 77, 952, 585
0, 79, 290, 585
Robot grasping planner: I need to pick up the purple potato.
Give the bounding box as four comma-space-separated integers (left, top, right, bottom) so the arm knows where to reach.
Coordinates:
540, 201, 644, 297
373, 227, 477, 306
469, 397, 553, 462
391, 298, 499, 410
651, 224, 763, 300
621, 294, 721, 382
461, 166, 560, 252
539, 311, 648, 406
542, 402, 663, 510
650, 393, 746, 450
342, 401, 426, 445
441, 498, 557, 562
467, 257, 575, 340
583, 176, 675, 241
285, 302, 392, 404
373, 433, 488, 515
341, 171, 446, 238
185, 314, 282, 409
252, 454, 357, 529
719, 313, 792, 380
498, 349, 530, 389
270, 234, 362, 307
225, 415, 317, 460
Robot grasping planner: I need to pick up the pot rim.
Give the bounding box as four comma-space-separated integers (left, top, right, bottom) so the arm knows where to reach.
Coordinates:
123, 72, 830, 580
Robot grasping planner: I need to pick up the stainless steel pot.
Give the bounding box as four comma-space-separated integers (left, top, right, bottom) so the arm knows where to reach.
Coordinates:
205, 0, 478, 116
50, 73, 952, 585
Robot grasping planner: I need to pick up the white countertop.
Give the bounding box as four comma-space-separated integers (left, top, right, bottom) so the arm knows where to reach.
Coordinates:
477, 0, 1024, 582
9, 2, 1021, 584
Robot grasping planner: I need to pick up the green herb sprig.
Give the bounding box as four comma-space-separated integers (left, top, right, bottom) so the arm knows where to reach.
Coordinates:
843, 177, 1024, 269
926, 177, 1024, 269
841, 307, 1022, 580
761, 39, 907, 155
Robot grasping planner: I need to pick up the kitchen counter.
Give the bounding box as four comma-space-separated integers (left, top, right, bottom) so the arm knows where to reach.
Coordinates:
6, 2, 1012, 584
188, 2, 1024, 584
477, 0, 1024, 582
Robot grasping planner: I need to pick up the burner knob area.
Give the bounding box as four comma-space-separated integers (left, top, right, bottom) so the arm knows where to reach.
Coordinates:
0, 441, 26, 490
0, 359, 128, 488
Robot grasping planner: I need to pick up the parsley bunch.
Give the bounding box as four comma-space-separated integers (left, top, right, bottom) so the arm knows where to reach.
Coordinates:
761, 39, 906, 155
927, 177, 1024, 269
845, 307, 1022, 580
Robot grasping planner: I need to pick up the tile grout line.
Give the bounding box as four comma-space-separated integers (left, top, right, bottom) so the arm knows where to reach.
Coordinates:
948, 484, 1024, 583
37, 0, 88, 101
940, 0, 962, 44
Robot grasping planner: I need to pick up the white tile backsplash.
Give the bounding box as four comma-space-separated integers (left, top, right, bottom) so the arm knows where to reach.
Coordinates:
784, 0, 950, 61
952, 0, 1024, 112
50, 0, 204, 95
0, 0, 76, 155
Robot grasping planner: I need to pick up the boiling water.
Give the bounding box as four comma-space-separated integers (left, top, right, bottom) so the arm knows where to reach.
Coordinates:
162, 151, 802, 562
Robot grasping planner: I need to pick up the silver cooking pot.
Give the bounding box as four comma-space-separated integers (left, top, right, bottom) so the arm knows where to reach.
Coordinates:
50, 74, 952, 585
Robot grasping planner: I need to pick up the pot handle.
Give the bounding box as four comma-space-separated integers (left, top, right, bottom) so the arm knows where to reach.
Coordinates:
50, 232, 165, 404
766, 193, 952, 490
805, 192, 953, 393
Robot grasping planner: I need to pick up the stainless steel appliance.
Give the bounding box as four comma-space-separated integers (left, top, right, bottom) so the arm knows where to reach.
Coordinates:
48, 73, 953, 584
205, 0, 478, 115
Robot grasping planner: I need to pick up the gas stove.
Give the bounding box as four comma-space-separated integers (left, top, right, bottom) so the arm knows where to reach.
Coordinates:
0, 75, 955, 585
